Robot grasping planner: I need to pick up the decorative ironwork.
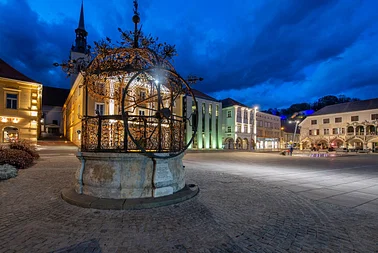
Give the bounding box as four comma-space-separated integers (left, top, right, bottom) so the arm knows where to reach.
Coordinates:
60, 1, 200, 158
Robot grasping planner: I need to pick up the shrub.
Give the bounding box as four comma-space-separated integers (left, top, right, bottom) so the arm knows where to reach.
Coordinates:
9, 140, 39, 160
0, 164, 18, 180
0, 149, 34, 169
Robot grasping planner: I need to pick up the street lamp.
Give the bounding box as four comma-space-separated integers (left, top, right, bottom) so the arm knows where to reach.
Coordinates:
253, 106, 258, 148
289, 120, 300, 147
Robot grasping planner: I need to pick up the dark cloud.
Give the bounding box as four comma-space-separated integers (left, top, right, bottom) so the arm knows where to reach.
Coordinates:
0, 0, 378, 109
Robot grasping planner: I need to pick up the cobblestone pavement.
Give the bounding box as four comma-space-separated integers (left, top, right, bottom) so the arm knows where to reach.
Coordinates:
0, 148, 378, 252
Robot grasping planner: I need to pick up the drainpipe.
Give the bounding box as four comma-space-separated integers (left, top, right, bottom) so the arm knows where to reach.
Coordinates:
77, 152, 85, 194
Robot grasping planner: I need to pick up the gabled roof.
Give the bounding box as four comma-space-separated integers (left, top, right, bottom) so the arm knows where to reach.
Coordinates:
221, 97, 248, 108
311, 98, 378, 116
42, 86, 70, 107
189, 89, 218, 102
0, 58, 40, 83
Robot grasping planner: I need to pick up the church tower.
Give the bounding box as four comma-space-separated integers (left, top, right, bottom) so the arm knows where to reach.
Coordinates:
70, 1, 90, 87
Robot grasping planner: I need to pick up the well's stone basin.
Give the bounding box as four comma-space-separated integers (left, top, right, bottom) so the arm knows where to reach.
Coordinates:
76, 152, 185, 199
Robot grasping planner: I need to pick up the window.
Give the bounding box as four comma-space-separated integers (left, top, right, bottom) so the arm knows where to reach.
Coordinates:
6, 93, 17, 109
139, 110, 145, 116
95, 103, 104, 115
372, 114, 378, 120
227, 126, 231, 133
324, 129, 329, 135
335, 117, 342, 123
323, 118, 330, 124
311, 120, 317, 125
139, 90, 146, 100
309, 130, 312, 135
310, 129, 319, 135
351, 116, 359, 122
216, 105, 219, 117
227, 110, 231, 118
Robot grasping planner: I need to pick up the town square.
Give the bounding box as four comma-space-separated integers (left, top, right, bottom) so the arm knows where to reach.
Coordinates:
1, 0, 378, 252
1, 145, 378, 252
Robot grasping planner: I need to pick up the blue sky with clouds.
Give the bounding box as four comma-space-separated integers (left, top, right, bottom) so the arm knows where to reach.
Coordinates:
0, 0, 377, 110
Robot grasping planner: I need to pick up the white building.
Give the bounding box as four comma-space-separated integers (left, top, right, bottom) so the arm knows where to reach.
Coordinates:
299, 98, 378, 151
221, 98, 281, 150
41, 86, 70, 137
221, 98, 256, 150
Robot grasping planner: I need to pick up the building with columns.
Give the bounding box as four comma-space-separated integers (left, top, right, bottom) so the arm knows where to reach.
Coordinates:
184, 89, 222, 149
221, 98, 257, 150
299, 98, 378, 151
221, 98, 281, 150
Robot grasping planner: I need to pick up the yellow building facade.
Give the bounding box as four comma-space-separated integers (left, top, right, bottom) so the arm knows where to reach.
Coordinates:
0, 59, 42, 143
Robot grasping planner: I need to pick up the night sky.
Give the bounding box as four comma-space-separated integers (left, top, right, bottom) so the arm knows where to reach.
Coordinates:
1, 0, 378, 110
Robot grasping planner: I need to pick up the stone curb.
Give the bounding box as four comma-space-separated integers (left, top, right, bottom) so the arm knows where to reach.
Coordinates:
61, 184, 199, 210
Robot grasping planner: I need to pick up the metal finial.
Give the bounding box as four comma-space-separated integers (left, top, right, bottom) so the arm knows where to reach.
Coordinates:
132, 0, 140, 48
133, 0, 139, 16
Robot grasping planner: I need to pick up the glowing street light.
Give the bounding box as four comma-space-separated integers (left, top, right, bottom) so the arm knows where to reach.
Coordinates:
289, 120, 300, 147
253, 106, 258, 147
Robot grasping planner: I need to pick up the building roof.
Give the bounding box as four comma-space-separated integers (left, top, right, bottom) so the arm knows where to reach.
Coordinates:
311, 98, 378, 116
42, 86, 70, 107
221, 97, 248, 108
0, 58, 40, 83
190, 89, 218, 102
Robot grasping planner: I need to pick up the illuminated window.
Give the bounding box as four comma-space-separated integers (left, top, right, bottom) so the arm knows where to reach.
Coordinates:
6, 93, 17, 109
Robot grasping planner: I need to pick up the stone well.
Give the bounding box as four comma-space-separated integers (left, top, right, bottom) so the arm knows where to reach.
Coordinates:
76, 152, 185, 199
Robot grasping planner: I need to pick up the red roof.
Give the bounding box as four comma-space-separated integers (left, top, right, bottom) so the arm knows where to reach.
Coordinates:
0, 58, 40, 83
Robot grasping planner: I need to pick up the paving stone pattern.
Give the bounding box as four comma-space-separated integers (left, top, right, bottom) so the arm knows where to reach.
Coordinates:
0, 151, 377, 252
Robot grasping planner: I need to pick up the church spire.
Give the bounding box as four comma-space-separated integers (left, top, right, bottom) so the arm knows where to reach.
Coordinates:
73, 0, 88, 54
78, 1, 85, 30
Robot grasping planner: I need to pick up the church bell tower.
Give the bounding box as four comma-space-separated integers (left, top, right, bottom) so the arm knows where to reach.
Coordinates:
70, 1, 90, 87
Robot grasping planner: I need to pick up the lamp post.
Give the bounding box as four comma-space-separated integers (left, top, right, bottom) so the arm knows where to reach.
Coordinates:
253, 106, 258, 148
289, 120, 300, 147
280, 126, 284, 149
